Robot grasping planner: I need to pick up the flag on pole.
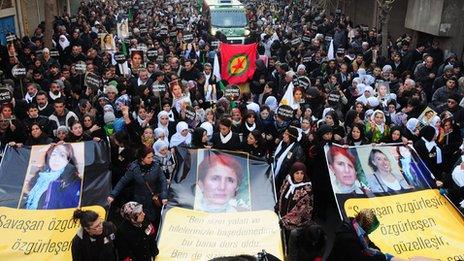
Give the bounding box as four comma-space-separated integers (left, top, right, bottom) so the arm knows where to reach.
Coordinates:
219, 42, 258, 84
327, 39, 335, 60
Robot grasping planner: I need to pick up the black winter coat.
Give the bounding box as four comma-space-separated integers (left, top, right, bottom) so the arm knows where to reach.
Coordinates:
110, 161, 168, 221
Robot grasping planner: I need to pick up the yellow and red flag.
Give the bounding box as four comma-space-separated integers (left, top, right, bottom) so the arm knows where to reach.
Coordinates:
219, 42, 257, 84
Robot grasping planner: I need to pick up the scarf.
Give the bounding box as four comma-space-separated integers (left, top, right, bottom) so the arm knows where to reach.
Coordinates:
452, 161, 464, 187
352, 220, 382, 257
38, 101, 49, 111
273, 141, 295, 176
59, 35, 70, 49
245, 122, 256, 132
220, 131, 233, 144
25, 92, 37, 103
170, 122, 191, 147
157, 111, 170, 137
25, 169, 63, 209
421, 137, 442, 164
284, 175, 311, 199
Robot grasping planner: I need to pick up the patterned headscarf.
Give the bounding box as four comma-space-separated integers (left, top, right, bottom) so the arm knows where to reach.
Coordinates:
355, 209, 380, 234
120, 201, 144, 225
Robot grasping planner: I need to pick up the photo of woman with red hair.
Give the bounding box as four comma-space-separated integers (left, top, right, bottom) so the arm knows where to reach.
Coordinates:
327, 146, 368, 194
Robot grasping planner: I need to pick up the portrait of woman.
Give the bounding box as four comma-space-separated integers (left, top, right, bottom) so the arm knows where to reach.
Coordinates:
326, 146, 366, 194
20, 143, 83, 209
117, 19, 129, 39
130, 50, 144, 71
194, 152, 250, 213
366, 149, 413, 193
101, 34, 115, 52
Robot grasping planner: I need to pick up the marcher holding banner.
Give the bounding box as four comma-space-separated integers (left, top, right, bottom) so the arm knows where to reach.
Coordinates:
72, 209, 117, 261
115, 201, 159, 261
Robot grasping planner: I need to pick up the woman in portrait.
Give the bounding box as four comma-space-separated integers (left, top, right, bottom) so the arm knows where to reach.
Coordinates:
24, 144, 81, 209
327, 146, 367, 194
102, 34, 115, 51
130, 50, 144, 71
195, 153, 248, 213
366, 149, 413, 193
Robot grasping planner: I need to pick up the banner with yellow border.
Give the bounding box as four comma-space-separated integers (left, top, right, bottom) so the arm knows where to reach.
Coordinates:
324, 144, 464, 260
0, 206, 106, 261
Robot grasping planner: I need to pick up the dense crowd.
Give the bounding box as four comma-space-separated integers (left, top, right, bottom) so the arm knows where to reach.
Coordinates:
0, 0, 463, 260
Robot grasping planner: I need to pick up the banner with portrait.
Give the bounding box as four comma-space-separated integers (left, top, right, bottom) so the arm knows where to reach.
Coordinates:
0, 141, 111, 209
325, 144, 464, 260
0, 141, 111, 260
157, 148, 283, 260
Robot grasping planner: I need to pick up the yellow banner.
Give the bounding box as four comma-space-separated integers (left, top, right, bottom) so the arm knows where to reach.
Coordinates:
0, 206, 106, 261
157, 207, 283, 260
344, 190, 464, 260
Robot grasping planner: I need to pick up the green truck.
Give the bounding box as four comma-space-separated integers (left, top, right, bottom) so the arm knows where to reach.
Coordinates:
201, 0, 250, 43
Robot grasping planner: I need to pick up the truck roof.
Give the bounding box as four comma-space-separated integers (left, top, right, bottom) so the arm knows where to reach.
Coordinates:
204, 0, 244, 8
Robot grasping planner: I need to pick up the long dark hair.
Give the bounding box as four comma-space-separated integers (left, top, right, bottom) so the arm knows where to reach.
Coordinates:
43, 144, 77, 171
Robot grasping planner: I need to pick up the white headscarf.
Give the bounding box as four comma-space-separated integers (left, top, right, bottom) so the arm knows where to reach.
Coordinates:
406, 118, 419, 134
200, 121, 214, 140
154, 127, 168, 141
170, 121, 191, 147
153, 139, 169, 157
59, 35, 70, 49
157, 111, 170, 138
371, 110, 386, 133
265, 96, 278, 111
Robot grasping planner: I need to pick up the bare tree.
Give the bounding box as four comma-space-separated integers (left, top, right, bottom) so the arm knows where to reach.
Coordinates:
315, 0, 337, 14
377, 0, 397, 56
44, 0, 57, 48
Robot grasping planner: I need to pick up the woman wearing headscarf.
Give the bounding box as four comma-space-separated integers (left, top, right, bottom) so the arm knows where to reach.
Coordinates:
153, 139, 176, 182
116, 202, 159, 261
190, 127, 209, 149
156, 111, 176, 141
323, 110, 345, 142
273, 126, 305, 194
57, 35, 70, 65
365, 110, 390, 143
414, 126, 443, 180
329, 209, 400, 260
403, 117, 420, 143
170, 121, 191, 147
259, 105, 278, 152
308, 124, 336, 219
276, 162, 313, 249
265, 96, 278, 112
